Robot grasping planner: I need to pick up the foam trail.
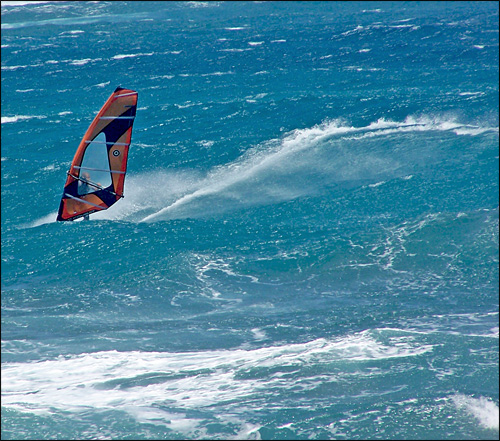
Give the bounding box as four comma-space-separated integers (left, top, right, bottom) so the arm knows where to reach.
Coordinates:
140, 119, 354, 222
140, 116, 497, 222
452, 394, 499, 430
139, 117, 394, 222
29, 211, 58, 227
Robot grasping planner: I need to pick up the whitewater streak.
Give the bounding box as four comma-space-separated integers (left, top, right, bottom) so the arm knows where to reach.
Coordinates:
140, 116, 497, 222
4, 330, 498, 432
1, 330, 433, 417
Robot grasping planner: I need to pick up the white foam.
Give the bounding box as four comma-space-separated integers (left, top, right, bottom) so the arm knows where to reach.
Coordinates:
59, 30, 84, 35
344, 115, 498, 140
1, 115, 46, 124
112, 52, 154, 60
1, 331, 433, 422
1, 1, 53, 6
189, 252, 260, 297
454, 126, 495, 136
398, 312, 500, 338
69, 58, 93, 65
219, 48, 252, 52
459, 92, 484, 96
200, 71, 234, 76
185, 1, 219, 8
390, 24, 415, 29
452, 394, 499, 430
341, 25, 364, 37
1, 65, 28, 70
29, 211, 58, 227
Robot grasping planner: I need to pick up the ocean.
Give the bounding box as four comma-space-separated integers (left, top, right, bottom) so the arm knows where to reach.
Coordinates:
1, 1, 499, 439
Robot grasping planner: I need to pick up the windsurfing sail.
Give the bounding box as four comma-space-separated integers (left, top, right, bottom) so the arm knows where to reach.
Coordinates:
56, 87, 138, 221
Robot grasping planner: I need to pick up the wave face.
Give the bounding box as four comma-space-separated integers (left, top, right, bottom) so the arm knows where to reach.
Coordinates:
1, 1, 498, 440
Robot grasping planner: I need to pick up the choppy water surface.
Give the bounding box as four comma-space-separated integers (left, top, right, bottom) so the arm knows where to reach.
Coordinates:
1, 1, 498, 439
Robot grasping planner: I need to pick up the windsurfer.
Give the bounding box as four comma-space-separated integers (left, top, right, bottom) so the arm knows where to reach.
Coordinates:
56, 87, 137, 221
78, 171, 92, 195
78, 171, 102, 195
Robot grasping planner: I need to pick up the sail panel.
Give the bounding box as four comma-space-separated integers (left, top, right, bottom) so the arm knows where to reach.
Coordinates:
108, 127, 133, 196
56, 87, 138, 221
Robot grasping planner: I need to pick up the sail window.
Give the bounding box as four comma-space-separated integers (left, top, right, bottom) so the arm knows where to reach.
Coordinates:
78, 132, 112, 195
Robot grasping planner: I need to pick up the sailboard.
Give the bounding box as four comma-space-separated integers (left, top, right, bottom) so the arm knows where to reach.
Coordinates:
56, 87, 138, 221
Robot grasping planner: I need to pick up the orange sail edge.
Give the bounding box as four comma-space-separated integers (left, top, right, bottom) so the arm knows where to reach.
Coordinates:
56, 87, 137, 222
57, 195, 108, 222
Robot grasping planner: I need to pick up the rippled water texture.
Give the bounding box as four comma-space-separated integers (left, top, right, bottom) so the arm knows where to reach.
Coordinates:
1, 1, 498, 439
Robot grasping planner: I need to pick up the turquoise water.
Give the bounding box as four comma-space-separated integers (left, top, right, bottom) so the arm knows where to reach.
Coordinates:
1, 1, 499, 439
